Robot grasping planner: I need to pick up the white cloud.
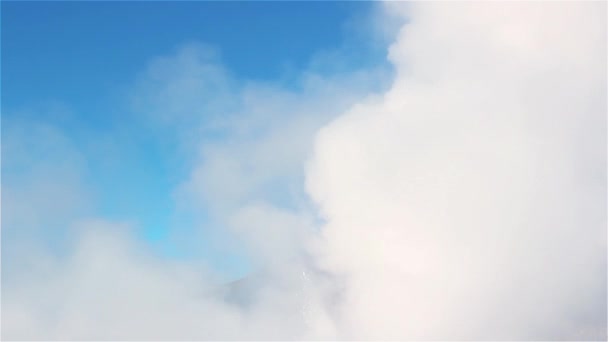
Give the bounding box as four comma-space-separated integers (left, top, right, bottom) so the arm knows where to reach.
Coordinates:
2, 118, 94, 274
2, 2, 606, 340
306, 1, 606, 340
2, 14, 389, 341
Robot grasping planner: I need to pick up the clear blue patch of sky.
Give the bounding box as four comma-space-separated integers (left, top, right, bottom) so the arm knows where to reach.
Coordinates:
2, 1, 385, 279
3, 1, 379, 112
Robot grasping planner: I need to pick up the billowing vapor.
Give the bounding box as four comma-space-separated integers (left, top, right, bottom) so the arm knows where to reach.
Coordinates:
2, 2, 606, 340
306, 2, 606, 340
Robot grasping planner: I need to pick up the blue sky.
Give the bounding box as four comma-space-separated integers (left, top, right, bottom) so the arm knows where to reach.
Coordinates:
3, 2, 606, 340
4, 1, 377, 109
2, 1, 387, 279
